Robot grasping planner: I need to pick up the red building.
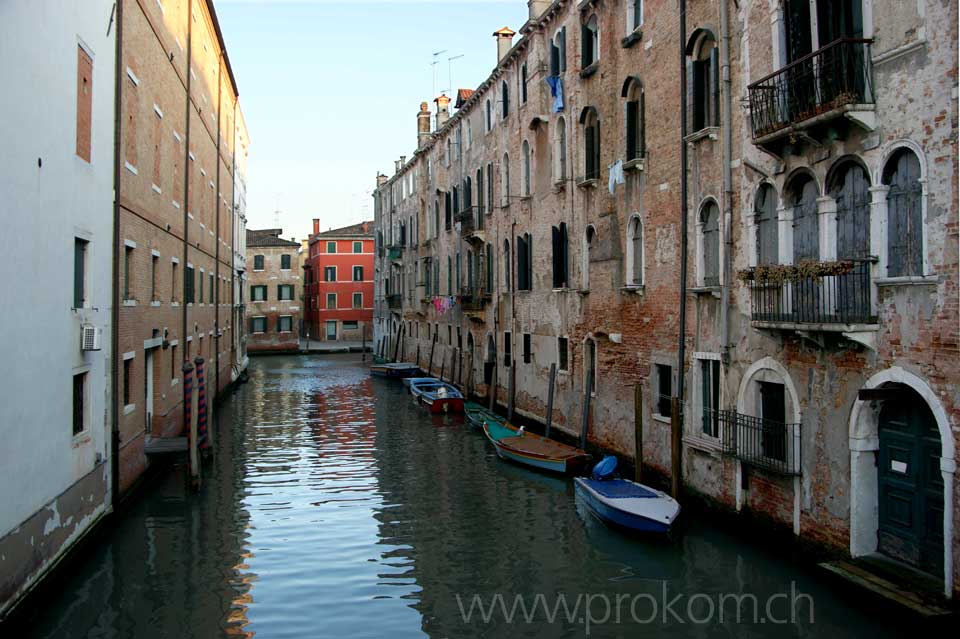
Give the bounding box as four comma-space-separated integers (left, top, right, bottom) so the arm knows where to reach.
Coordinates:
304, 220, 375, 342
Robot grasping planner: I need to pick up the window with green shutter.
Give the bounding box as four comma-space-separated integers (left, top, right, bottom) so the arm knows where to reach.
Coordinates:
74, 238, 87, 308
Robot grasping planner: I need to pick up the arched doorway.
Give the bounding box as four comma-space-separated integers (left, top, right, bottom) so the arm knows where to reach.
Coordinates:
878, 385, 944, 577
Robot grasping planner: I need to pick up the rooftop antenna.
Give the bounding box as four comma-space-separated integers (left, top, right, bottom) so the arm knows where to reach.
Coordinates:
431, 49, 447, 100
447, 54, 464, 104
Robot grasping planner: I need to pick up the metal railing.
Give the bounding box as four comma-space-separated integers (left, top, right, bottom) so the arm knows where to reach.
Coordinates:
749, 259, 875, 326
387, 246, 403, 261
455, 206, 480, 235
459, 288, 491, 311
716, 409, 801, 475
748, 38, 874, 139
386, 294, 401, 309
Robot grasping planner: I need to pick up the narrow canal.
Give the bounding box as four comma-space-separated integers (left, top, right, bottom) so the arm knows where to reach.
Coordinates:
22, 355, 909, 638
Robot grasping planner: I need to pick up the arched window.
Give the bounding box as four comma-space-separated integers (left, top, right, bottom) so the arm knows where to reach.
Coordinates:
883, 148, 923, 276
452, 186, 460, 218
828, 159, 871, 259
485, 99, 492, 132
627, 0, 643, 33
444, 191, 452, 230
486, 163, 494, 214
501, 80, 509, 118
433, 200, 440, 239
476, 167, 485, 221
788, 173, 820, 262
627, 215, 643, 286
755, 184, 778, 265
503, 239, 511, 290
521, 140, 531, 196
554, 116, 567, 182
581, 14, 599, 68
517, 232, 533, 291
579, 107, 600, 180
550, 28, 567, 76
688, 31, 719, 132
463, 176, 473, 211
485, 242, 493, 291
501, 153, 510, 206
700, 201, 720, 286
583, 225, 595, 290
622, 77, 645, 161
551, 222, 569, 288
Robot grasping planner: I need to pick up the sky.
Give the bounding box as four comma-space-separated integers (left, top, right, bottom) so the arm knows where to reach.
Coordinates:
214, 0, 530, 241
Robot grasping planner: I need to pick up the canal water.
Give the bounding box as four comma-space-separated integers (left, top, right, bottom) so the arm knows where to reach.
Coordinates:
21, 355, 908, 638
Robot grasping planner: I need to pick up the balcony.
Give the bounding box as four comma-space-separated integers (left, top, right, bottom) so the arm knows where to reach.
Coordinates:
748, 38, 875, 154
455, 207, 485, 244
386, 294, 402, 310
387, 245, 403, 262
744, 259, 877, 335
459, 288, 491, 313
715, 409, 801, 476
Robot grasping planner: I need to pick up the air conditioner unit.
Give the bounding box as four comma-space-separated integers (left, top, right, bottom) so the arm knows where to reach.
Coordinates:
81, 324, 103, 351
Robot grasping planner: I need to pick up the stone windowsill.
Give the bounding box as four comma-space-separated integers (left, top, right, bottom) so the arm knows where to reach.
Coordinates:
123, 404, 137, 416
652, 414, 672, 425
579, 62, 599, 79
150, 300, 161, 307
621, 285, 645, 295
684, 127, 720, 144
624, 157, 645, 172
123, 299, 137, 307
621, 29, 643, 49
875, 275, 939, 287
689, 285, 721, 296
576, 177, 599, 189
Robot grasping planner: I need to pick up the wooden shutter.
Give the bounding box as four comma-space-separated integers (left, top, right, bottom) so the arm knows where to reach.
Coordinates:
594, 123, 601, 180
551, 43, 560, 76
526, 233, 533, 290
686, 59, 696, 134
710, 47, 720, 127
560, 223, 569, 287
517, 235, 526, 290
626, 101, 638, 161
551, 226, 561, 288
639, 88, 646, 157
74, 240, 85, 308
560, 27, 567, 72
585, 125, 595, 179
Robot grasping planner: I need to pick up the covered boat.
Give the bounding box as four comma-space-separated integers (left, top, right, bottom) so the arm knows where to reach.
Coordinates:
369, 362, 421, 378
574, 456, 680, 534
417, 382, 464, 414
482, 421, 590, 474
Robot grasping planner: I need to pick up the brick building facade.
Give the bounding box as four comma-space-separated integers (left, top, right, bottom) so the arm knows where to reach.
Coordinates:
116, 0, 246, 494
304, 220, 375, 342
373, 0, 959, 597
245, 229, 302, 353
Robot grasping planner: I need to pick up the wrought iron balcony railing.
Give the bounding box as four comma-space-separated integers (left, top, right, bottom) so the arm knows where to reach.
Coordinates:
387, 246, 403, 261
459, 288, 492, 312
455, 206, 481, 235
715, 409, 801, 475
747, 259, 876, 327
748, 38, 874, 140
386, 293, 402, 309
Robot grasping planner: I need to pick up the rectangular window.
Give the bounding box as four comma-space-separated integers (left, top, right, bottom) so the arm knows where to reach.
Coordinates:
277, 284, 294, 301
655, 364, 673, 418
209, 273, 214, 303
198, 270, 204, 303
171, 261, 178, 302
251, 285, 267, 301
72, 372, 86, 435
342, 320, 359, 330
327, 241, 337, 253
700, 359, 720, 437
522, 333, 531, 364
353, 241, 362, 253
124, 246, 134, 300
504, 331, 512, 367
76, 46, 93, 162
74, 238, 88, 308
353, 266, 364, 281
281, 254, 291, 270
326, 293, 337, 309
251, 317, 267, 333
352, 292, 362, 309
253, 255, 264, 271
123, 358, 132, 407
521, 63, 528, 103
558, 337, 569, 371
277, 316, 292, 332
151, 254, 159, 301
185, 265, 195, 303
324, 266, 336, 282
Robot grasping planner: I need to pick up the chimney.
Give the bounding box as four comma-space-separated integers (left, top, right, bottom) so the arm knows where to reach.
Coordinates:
376, 173, 388, 187
493, 27, 516, 63
528, 1, 550, 21
400, 155, 407, 166
417, 101, 432, 148
434, 94, 451, 129
361, 222, 369, 233
394, 159, 402, 173
313, 218, 319, 235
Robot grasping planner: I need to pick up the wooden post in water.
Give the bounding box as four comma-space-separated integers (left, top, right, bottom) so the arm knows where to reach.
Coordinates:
415, 343, 421, 369
189, 363, 201, 491
580, 371, 593, 450
634, 383, 643, 483
507, 363, 515, 422
455, 348, 462, 387
488, 363, 498, 411
439, 357, 445, 382
392, 324, 401, 362
361, 322, 366, 362
427, 333, 436, 375
670, 396, 682, 499
545, 363, 556, 439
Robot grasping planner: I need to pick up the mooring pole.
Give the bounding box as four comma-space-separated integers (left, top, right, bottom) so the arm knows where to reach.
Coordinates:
392, 324, 401, 362
545, 363, 556, 439
580, 371, 593, 450
488, 362, 498, 412
670, 396, 682, 499
361, 322, 366, 362
634, 383, 643, 483
439, 357, 445, 382
189, 363, 201, 491
415, 343, 421, 369
455, 347, 461, 387
507, 363, 515, 422
427, 333, 436, 376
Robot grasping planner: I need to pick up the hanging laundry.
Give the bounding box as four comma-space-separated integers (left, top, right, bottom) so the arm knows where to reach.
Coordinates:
545, 76, 564, 113
608, 159, 625, 194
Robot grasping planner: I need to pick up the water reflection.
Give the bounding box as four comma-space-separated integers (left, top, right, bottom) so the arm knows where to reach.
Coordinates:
19, 355, 911, 639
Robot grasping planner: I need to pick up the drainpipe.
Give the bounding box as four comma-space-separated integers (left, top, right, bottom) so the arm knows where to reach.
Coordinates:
182, 0, 193, 430
677, 0, 689, 416
719, 0, 734, 365
110, 0, 124, 510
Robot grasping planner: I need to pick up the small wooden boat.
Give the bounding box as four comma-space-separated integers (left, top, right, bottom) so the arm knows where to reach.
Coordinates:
418, 382, 464, 414
574, 456, 680, 534
369, 362, 421, 378
408, 378, 443, 399
464, 402, 502, 430
402, 376, 438, 392
482, 421, 590, 474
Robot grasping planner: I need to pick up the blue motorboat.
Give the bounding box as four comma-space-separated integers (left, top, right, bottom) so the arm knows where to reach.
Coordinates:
574, 456, 680, 533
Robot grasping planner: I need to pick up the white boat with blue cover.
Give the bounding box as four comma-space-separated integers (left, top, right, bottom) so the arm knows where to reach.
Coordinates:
402, 377, 438, 392
574, 456, 680, 534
